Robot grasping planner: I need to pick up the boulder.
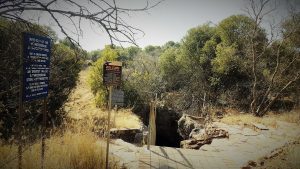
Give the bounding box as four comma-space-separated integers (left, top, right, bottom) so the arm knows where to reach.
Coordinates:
180, 124, 229, 149
177, 114, 206, 139
189, 128, 205, 139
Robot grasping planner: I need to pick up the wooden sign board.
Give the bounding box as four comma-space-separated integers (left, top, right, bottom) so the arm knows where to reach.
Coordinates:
103, 61, 122, 86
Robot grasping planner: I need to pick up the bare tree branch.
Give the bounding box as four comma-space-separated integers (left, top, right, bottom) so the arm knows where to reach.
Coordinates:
247, 0, 300, 116
0, 0, 163, 47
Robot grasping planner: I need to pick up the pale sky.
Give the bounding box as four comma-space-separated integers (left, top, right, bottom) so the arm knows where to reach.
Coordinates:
25, 0, 300, 51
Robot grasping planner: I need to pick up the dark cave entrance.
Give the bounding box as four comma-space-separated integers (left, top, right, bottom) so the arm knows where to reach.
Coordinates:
133, 105, 183, 148
155, 107, 183, 147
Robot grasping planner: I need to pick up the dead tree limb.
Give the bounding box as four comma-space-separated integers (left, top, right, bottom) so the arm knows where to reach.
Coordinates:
0, 0, 163, 47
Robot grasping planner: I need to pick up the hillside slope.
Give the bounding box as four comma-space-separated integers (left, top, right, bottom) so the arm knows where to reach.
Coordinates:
62, 67, 141, 129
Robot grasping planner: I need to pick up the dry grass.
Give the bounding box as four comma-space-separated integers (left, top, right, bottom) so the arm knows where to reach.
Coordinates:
111, 109, 141, 129
0, 130, 119, 169
219, 108, 300, 128
0, 67, 141, 169
63, 67, 141, 130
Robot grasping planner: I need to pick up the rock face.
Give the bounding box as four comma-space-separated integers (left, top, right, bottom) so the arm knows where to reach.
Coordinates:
180, 124, 229, 149
177, 114, 206, 139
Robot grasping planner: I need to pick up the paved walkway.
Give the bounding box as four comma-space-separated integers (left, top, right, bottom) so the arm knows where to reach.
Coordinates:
111, 121, 300, 169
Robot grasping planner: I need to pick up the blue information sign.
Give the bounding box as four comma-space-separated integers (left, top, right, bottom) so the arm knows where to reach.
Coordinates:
23, 33, 51, 101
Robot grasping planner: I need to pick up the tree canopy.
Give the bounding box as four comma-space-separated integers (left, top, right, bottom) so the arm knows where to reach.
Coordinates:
86, 10, 299, 116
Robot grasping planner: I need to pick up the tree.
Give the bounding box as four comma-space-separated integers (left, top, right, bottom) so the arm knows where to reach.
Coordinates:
282, 12, 300, 48
0, 0, 162, 46
88, 50, 101, 62
162, 41, 180, 50
173, 24, 217, 114
245, 0, 300, 116
212, 44, 240, 75
123, 46, 164, 106
159, 47, 182, 91
210, 15, 265, 109
281, 12, 300, 106
144, 45, 162, 56
217, 14, 267, 59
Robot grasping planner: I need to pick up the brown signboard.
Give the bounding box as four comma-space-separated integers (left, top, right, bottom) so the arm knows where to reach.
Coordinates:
103, 61, 122, 86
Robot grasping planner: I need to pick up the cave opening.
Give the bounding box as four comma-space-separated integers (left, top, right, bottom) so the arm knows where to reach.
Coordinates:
133, 105, 183, 148
154, 107, 183, 148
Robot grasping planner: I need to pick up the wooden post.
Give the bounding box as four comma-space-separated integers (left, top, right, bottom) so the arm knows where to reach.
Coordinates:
18, 33, 24, 169
113, 105, 117, 127
18, 84, 23, 169
147, 124, 150, 150
105, 86, 113, 169
148, 101, 156, 146
41, 98, 47, 169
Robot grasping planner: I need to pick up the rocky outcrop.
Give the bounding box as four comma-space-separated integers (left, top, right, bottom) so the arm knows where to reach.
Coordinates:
177, 114, 206, 139
180, 124, 229, 149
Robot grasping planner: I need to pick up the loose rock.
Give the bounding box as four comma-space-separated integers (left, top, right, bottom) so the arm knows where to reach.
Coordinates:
177, 114, 206, 139
180, 124, 229, 149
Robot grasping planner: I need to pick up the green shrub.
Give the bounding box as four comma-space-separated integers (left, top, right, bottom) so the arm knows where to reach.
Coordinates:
88, 45, 118, 107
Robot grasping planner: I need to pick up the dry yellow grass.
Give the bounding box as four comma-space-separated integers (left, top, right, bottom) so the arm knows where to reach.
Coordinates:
112, 109, 141, 129
220, 108, 300, 128
0, 130, 119, 169
63, 67, 141, 129
0, 67, 141, 169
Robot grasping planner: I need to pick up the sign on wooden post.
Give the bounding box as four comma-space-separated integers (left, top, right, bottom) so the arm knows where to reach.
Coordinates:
19, 33, 51, 169
103, 61, 122, 169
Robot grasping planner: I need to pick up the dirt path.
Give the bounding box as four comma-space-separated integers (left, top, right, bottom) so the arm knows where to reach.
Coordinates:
63, 67, 96, 120
62, 67, 141, 129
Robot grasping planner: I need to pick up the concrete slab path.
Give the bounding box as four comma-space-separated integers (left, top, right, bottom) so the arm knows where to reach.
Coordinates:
110, 121, 300, 169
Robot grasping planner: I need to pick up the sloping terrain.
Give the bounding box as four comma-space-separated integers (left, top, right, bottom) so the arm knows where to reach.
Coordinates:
62, 67, 141, 129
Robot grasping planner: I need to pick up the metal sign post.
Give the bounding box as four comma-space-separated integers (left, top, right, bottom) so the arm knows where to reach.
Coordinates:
21, 33, 51, 169
103, 61, 122, 169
